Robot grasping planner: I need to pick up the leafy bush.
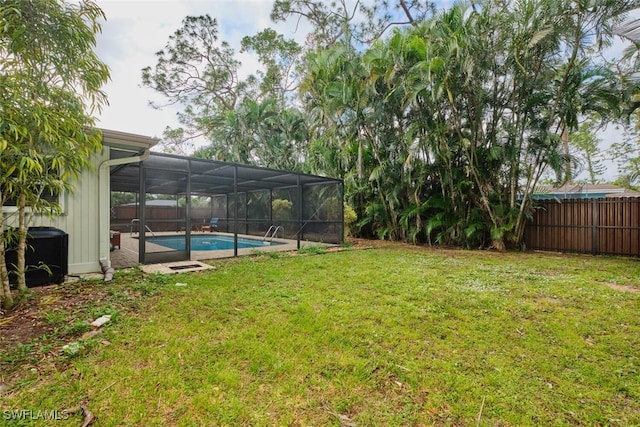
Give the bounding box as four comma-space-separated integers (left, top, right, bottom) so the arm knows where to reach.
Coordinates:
272, 199, 292, 221
343, 202, 357, 237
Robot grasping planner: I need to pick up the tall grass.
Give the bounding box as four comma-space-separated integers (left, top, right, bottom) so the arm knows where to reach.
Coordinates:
2, 247, 639, 425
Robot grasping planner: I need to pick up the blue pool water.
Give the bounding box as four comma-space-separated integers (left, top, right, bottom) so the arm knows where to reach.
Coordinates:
147, 234, 280, 251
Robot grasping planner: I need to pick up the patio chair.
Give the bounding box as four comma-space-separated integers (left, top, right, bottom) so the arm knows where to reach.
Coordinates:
209, 217, 219, 232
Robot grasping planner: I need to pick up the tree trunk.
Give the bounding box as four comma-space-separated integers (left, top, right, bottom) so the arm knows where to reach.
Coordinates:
0, 211, 14, 309
562, 125, 571, 182
16, 193, 28, 292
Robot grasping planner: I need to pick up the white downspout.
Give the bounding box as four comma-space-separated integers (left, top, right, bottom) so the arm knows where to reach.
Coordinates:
98, 149, 150, 269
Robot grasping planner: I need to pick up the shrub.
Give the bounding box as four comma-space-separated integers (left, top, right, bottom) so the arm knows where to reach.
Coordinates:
272, 199, 292, 222
343, 202, 357, 237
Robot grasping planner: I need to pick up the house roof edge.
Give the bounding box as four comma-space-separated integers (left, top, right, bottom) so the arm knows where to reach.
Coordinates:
99, 128, 160, 151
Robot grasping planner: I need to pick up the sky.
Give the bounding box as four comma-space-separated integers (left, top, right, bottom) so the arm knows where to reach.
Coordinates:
94, 0, 289, 139
93, 0, 631, 181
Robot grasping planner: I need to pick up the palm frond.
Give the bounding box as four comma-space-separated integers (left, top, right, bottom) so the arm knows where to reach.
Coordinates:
615, 11, 640, 42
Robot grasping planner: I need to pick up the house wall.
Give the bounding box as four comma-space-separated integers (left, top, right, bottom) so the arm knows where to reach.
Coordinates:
28, 149, 108, 274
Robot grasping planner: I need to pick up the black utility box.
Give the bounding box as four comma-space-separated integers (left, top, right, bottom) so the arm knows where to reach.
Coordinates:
5, 227, 69, 287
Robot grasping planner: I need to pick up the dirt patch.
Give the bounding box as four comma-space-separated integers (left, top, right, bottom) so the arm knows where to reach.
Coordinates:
0, 281, 110, 354
347, 237, 406, 249
604, 283, 640, 294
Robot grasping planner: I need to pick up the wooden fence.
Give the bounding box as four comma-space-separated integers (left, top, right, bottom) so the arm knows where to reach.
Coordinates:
110, 206, 221, 233
524, 197, 640, 257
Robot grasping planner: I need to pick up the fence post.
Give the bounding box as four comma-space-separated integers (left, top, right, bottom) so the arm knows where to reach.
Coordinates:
591, 198, 598, 255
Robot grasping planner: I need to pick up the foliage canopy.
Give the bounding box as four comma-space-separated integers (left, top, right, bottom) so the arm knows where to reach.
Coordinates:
143, 0, 640, 249
0, 0, 109, 308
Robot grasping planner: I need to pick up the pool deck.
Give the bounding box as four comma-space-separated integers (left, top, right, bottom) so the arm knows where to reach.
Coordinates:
110, 230, 328, 270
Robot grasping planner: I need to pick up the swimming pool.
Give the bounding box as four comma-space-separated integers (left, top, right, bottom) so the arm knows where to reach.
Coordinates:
146, 234, 281, 251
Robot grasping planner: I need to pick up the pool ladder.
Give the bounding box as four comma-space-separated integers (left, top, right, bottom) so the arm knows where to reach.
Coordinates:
130, 219, 156, 237
263, 225, 283, 242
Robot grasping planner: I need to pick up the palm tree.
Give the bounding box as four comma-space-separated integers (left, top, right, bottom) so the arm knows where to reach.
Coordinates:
297, 0, 637, 248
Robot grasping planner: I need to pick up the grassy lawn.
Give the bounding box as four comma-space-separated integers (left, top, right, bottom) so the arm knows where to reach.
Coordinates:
1, 245, 639, 425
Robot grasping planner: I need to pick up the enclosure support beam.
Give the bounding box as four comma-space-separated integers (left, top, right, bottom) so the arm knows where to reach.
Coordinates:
340, 181, 345, 244
186, 160, 192, 257
233, 165, 238, 257
297, 175, 302, 250
139, 164, 146, 264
